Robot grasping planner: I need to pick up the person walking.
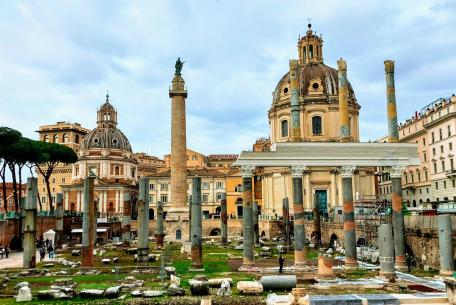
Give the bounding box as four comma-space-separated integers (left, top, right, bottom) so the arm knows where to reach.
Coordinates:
279, 255, 285, 273
0, 247, 3, 259
47, 244, 54, 259
39, 247, 46, 261
4, 246, 9, 259
406, 253, 413, 272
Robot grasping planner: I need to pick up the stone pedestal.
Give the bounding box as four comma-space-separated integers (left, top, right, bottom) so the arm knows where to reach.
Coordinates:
81, 176, 95, 268
378, 223, 396, 281
23, 178, 37, 269
317, 254, 335, 279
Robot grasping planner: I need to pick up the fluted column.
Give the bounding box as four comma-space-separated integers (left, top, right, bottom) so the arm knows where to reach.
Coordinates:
155, 202, 165, 249
338, 58, 351, 142
241, 166, 255, 268
82, 176, 95, 268
341, 166, 358, 268
23, 178, 37, 269
388, 166, 407, 269
384, 60, 399, 143
289, 59, 301, 142
291, 166, 306, 270
304, 170, 312, 211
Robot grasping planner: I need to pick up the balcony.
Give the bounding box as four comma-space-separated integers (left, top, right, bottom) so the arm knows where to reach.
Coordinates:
445, 169, 456, 177
438, 201, 456, 213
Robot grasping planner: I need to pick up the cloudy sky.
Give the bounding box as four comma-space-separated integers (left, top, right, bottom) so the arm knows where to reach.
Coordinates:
1, 0, 456, 161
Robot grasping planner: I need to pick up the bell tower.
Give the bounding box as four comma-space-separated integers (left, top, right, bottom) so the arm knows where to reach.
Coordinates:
97, 93, 118, 128
298, 23, 324, 65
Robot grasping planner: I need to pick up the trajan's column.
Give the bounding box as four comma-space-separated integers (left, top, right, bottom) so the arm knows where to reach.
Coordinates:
168, 58, 189, 236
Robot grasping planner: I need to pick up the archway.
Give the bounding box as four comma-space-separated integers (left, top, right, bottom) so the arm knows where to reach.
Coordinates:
329, 233, 338, 248
357, 237, 367, 246
236, 198, 243, 218
215, 207, 221, 215
176, 229, 182, 240
210, 228, 221, 236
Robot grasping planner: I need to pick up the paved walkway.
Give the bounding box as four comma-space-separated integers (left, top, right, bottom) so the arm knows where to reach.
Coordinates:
0, 251, 53, 270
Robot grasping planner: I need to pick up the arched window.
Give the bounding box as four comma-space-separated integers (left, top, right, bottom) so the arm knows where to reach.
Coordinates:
309, 45, 314, 58
281, 120, 289, 137
44, 135, 50, 142
312, 116, 322, 135
53, 134, 59, 143
63, 134, 68, 143
131, 168, 135, 178
115, 166, 120, 176
303, 46, 306, 60
75, 135, 79, 144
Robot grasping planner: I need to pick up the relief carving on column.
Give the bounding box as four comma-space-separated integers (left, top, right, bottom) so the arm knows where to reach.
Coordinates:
387, 165, 404, 178
240, 166, 255, 178
290, 166, 307, 178
340, 165, 356, 178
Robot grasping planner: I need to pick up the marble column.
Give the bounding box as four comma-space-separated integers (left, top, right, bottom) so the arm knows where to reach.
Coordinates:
378, 223, 396, 281
137, 178, 150, 265
330, 169, 337, 209
384, 60, 399, 143
169, 62, 189, 221
291, 166, 306, 270
338, 58, 351, 142
341, 166, 358, 268
289, 59, 302, 142
155, 201, 165, 249
122, 192, 131, 245
82, 176, 95, 268
23, 178, 37, 269
190, 177, 203, 269
241, 166, 255, 268
221, 193, 228, 245
304, 170, 312, 211
55, 193, 64, 248
389, 166, 407, 269
438, 214, 454, 276
252, 201, 259, 244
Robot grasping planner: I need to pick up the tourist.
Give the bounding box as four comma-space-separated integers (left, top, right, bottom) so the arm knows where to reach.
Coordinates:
47, 243, 54, 259
39, 247, 46, 261
0, 247, 3, 259
406, 253, 413, 272
4, 246, 8, 259
279, 255, 285, 273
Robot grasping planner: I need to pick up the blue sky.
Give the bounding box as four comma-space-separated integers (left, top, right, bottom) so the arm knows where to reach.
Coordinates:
1, 0, 456, 161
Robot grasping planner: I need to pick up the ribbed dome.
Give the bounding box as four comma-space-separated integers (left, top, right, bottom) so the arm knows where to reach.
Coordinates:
80, 127, 132, 152
273, 63, 356, 104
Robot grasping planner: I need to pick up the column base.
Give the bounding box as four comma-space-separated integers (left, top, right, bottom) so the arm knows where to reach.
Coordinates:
344, 258, 359, 269
294, 262, 307, 271
379, 271, 397, 281
395, 261, 408, 271
440, 269, 454, 277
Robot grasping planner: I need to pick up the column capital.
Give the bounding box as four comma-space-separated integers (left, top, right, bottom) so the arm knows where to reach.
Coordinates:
240, 166, 255, 178
340, 166, 356, 178
290, 166, 307, 178
387, 165, 404, 178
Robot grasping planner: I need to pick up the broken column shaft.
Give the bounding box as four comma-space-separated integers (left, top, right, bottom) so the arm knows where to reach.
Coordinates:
241, 166, 255, 268
378, 223, 396, 281
221, 192, 228, 245
155, 202, 165, 249
289, 59, 301, 142
252, 201, 259, 245
338, 58, 351, 142
190, 177, 203, 269
55, 193, 64, 248
291, 166, 306, 270
341, 166, 358, 268
81, 176, 95, 268
384, 60, 399, 143
122, 192, 131, 245
137, 178, 150, 265
23, 177, 37, 269
438, 214, 455, 276
389, 166, 407, 269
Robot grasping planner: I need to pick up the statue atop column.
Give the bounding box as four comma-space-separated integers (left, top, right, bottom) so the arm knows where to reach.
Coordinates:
175, 57, 185, 76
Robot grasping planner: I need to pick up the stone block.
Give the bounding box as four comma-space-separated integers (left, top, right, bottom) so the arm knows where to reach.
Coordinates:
14, 282, 29, 290
131, 290, 142, 297
207, 278, 233, 287
101, 258, 111, 264
105, 286, 122, 298
189, 279, 209, 296
167, 284, 185, 296
260, 275, 297, 291
79, 289, 105, 298
236, 281, 263, 295
143, 290, 165, 297
266, 293, 295, 305
71, 250, 81, 256
37, 289, 73, 300
170, 274, 180, 286
16, 286, 32, 302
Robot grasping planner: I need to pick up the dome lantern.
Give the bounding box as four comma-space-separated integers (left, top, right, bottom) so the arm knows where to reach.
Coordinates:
97, 93, 118, 128
298, 23, 324, 65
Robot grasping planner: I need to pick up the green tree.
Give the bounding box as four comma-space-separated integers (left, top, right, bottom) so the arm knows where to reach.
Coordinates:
34, 142, 77, 211
0, 127, 22, 212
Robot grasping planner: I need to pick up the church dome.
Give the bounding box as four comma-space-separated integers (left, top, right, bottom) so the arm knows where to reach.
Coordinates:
80, 95, 133, 152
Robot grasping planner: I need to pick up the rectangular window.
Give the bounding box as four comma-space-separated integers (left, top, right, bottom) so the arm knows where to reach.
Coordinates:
442, 160, 445, 172
62, 178, 66, 183
441, 145, 444, 153
41, 196, 47, 203
419, 189, 422, 194
160, 183, 168, 191
440, 129, 443, 140
448, 125, 452, 137
433, 162, 437, 174
433, 148, 436, 155
215, 181, 223, 189
422, 138, 426, 146
426, 187, 429, 194
425, 171, 428, 181
451, 159, 454, 171
149, 183, 155, 190
216, 193, 222, 201
52, 178, 56, 183
51, 196, 56, 204
450, 142, 453, 151
435, 182, 439, 190
202, 182, 210, 190
423, 152, 427, 162
432, 132, 435, 143
161, 195, 168, 203
444, 181, 447, 189
417, 172, 421, 181
453, 180, 455, 188
202, 194, 209, 202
